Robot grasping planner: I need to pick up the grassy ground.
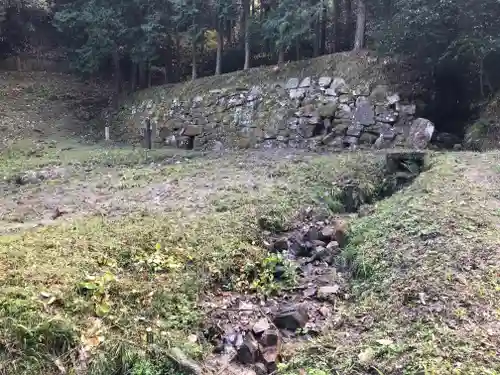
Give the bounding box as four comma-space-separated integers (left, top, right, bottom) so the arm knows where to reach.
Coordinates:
0, 142, 499, 375
0, 141, 388, 375
280, 152, 500, 375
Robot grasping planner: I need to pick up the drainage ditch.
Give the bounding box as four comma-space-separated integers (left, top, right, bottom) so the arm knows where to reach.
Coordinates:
199, 151, 428, 375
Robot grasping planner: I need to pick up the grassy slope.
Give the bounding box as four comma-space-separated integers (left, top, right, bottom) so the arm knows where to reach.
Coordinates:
281, 153, 500, 375
0, 145, 499, 375
465, 94, 500, 150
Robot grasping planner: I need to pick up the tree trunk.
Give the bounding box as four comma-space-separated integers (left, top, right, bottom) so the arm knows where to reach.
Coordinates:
165, 34, 173, 83
111, 48, 121, 96
320, 0, 327, 54
278, 46, 285, 65
296, 39, 300, 60
191, 38, 197, 80
215, 27, 223, 75
226, 19, 232, 45
344, 0, 353, 50
479, 58, 485, 98
243, 0, 251, 69
313, 18, 320, 57
130, 62, 137, 91
333, 0, 341, 52
147, 62, 152, 88
353, 0, 366, 51
175, 34, 181, 81
313, 0, 320, 57
138, 61, 146, 88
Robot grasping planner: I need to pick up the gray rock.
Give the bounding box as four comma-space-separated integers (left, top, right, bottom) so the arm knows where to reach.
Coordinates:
325, 88, 337, 96
323, 118, 332, 132
338, 94, 351, 104
326, 241, 340, 250
320, 226, 335, 240
254, 363, 267, 375
382, 128, 397, 140
331, 77, 349, 94
247, 86, 262, 101
273, 304, 308, 330
317, 285, 340, 300
387, 93, 400, 105
212, 140, 224, 151
354, 97, 375, 126
346, 124, 364, 137
299, 77, 312, 88
318, 103, 338, 118
16, 171, 41, 185
409, 118, 435, 149
316, 284, 340, 298
322, 133, 343, 147
374, 134, 393, 149
261, 346, 279, 373
237, 333, 259, 365
308, 116, 322, 125
344, 136, 359, 145
376, 111, 398, 123
285, 78, 299, 89
359, 132, 378, 144
169, 347, 202, 375
396, 103, 416, 115
299, 121, 316, 138
289, 88, 306, 100
253, 318, 271, 334
318, 76, 333, 88
260, 328, 280, 347
352, 83, 371, 96
365, 121, 392, 135
181, 125, 202, 136
305, 226, 320, 241
332, 121, 350, 135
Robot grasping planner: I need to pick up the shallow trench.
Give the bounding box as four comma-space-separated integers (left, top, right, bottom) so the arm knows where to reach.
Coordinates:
196, 151, 428, 375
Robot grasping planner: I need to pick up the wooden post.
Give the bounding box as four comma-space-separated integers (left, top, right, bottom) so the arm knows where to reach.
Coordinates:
105, 126, 110, 141
145, 117, 152, 150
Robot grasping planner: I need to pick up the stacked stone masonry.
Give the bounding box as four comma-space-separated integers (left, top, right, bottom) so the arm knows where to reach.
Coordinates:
130, 76, 435, 150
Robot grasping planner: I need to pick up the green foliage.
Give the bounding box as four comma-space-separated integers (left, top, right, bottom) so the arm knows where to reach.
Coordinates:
244, 252, 298, 296
262, 0, 321, 51
77, 271, 116, 317
374, 0, 500, 98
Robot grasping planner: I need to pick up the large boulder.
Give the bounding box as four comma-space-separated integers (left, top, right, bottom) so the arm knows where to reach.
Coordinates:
408, 118, 435, 149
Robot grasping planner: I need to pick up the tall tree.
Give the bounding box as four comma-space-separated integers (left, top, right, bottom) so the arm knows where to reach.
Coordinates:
353, 0, 366, 50
242, 0, 251, 69
343, 0, 353, 49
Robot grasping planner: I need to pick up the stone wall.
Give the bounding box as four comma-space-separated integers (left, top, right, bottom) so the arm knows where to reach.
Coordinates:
127, 75, 435, 150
